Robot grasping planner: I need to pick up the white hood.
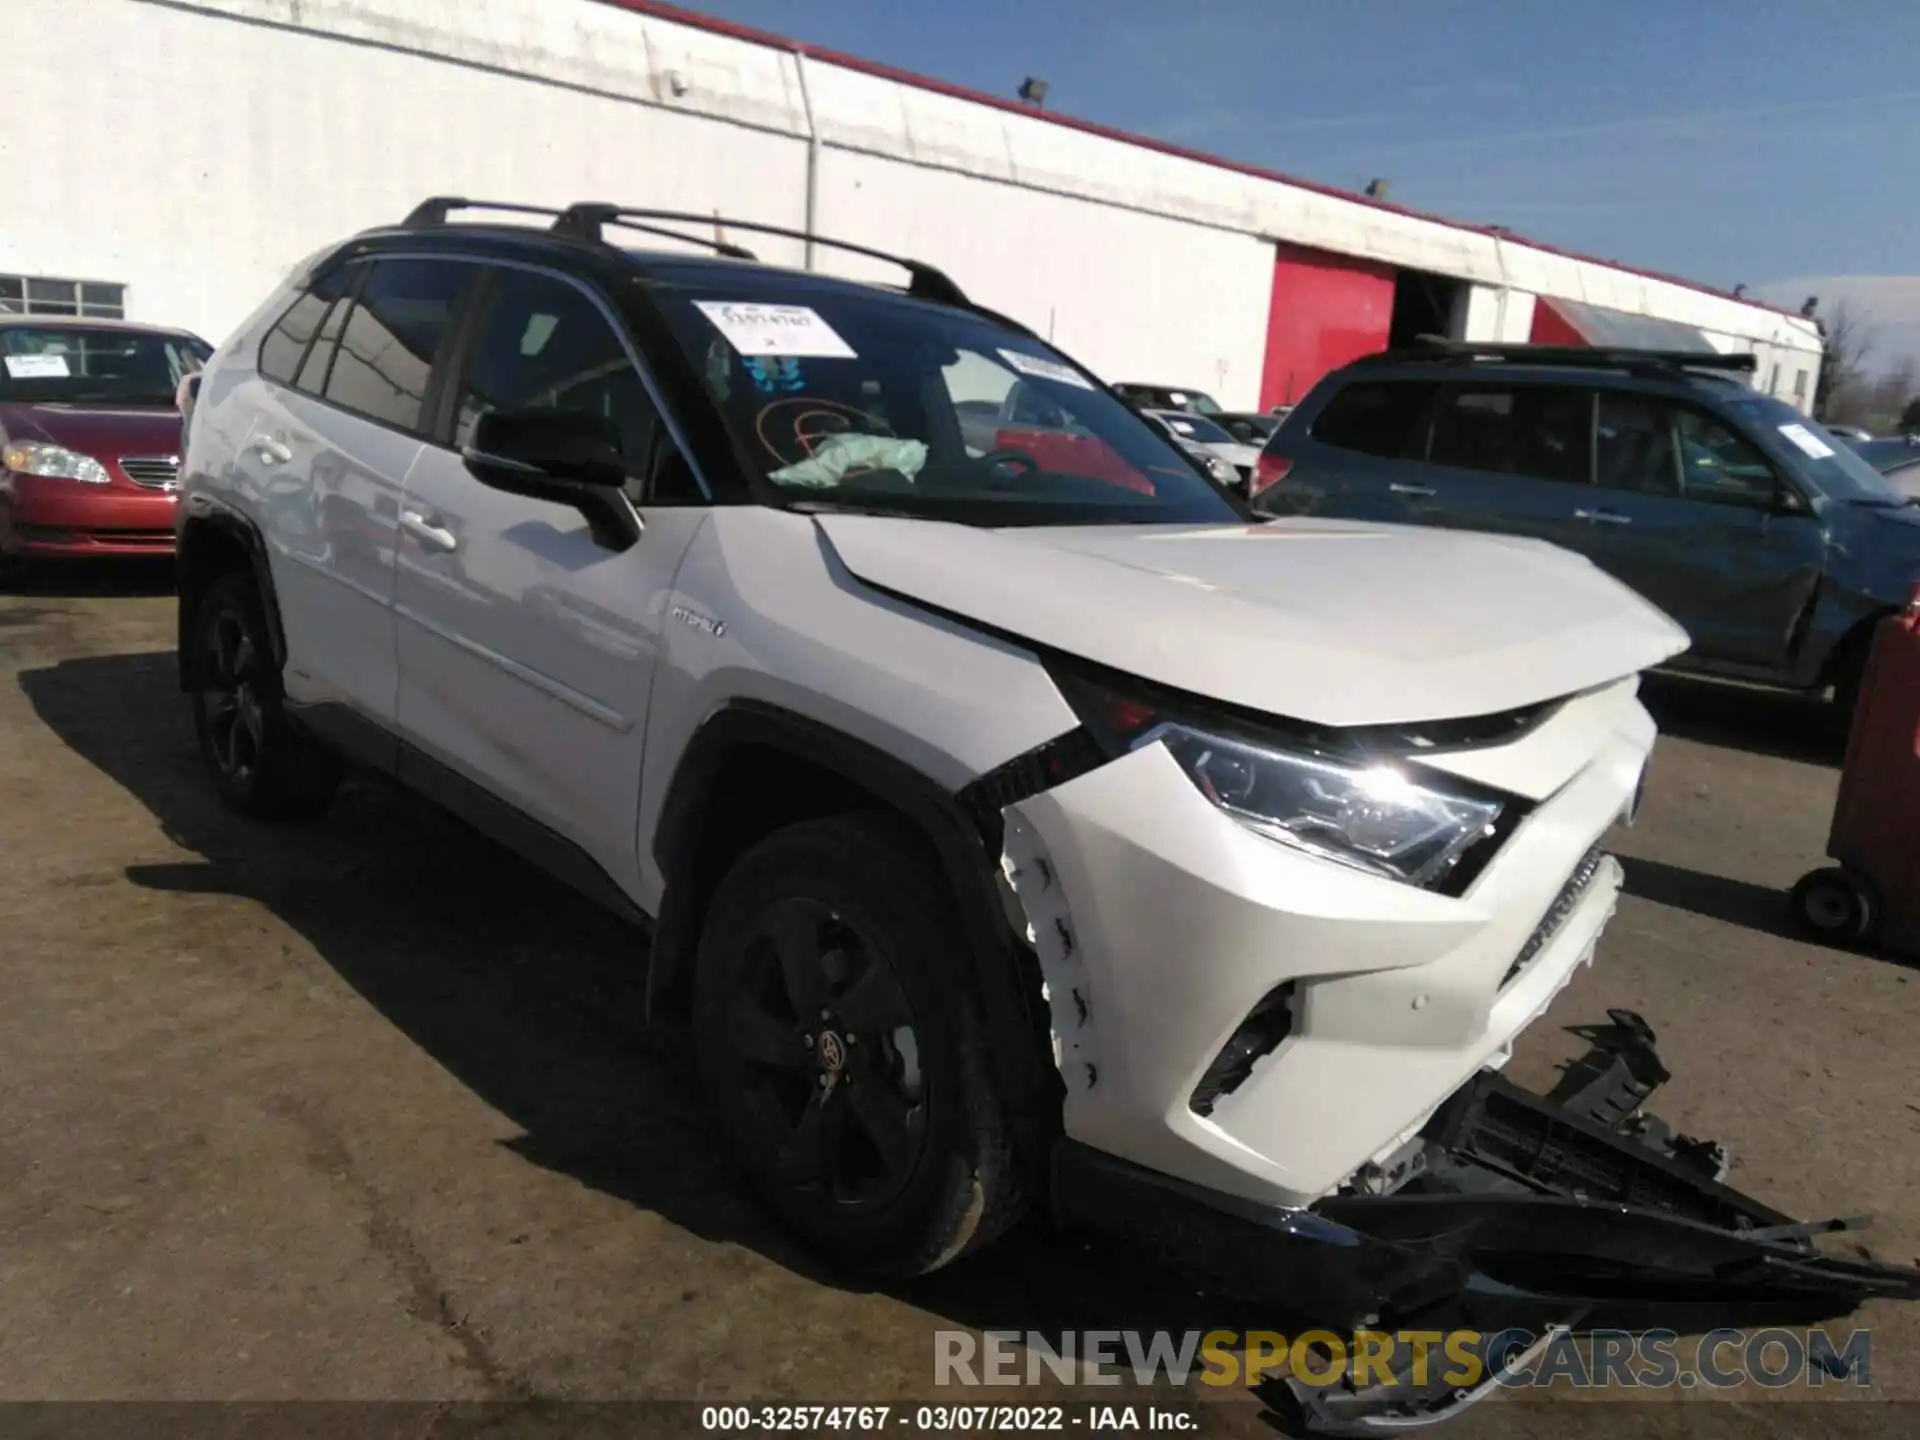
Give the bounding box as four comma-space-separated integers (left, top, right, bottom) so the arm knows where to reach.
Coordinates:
816, 515, 1689, 727
1206, 441, 1263, 471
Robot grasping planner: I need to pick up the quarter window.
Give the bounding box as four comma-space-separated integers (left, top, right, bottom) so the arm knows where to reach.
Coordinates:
1429, 385, 1589, 484
322, 259, 469, 433
1309, 381, 1438, 460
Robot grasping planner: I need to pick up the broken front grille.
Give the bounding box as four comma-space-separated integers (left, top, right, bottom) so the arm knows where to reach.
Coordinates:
1502, 845, 1607, 988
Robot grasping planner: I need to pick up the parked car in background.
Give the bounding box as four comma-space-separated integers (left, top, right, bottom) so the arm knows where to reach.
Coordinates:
1141, 407, 1261, 488
1137, 410, 1244, 489
1113, 380, 1278, 448
1, 316, 211, 582
1255, 340, 1920, 718
1848, 433, 1920, 473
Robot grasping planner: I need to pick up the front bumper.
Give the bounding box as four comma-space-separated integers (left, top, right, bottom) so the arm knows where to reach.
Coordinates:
1, 473, 179, 555
1051, 1010, 1920, 1433
1002, 686, 1653, 1209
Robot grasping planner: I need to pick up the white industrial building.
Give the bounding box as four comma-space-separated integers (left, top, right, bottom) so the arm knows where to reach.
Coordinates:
8, 0, 1826, 412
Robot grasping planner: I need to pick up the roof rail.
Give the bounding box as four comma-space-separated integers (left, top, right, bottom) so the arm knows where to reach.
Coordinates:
553, 204, 970, 306
1362, 335, 1759, 374
400, 196, 573, 228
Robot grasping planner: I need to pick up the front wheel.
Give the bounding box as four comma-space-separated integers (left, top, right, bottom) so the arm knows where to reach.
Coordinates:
692, 812, 1030, 1277
189, 571, 339, 819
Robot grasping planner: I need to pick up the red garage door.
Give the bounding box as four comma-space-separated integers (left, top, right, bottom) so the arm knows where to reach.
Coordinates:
1259, 241, 1396, 411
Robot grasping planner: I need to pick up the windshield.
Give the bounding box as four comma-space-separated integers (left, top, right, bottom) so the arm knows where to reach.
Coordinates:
1150, 410, 1236, 445
0, 326, 211, 407
1727, 395, 1907, 505
648, 272, 1243, 526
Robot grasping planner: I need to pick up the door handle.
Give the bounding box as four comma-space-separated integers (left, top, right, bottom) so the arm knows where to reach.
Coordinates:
1574, 508, 1632, 526
252, 436, 293, 465
1389, 482, 1437, 498
400, 509, 458, 552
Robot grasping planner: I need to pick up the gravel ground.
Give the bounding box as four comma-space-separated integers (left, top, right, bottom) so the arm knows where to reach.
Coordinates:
1, 561, 1914, 1439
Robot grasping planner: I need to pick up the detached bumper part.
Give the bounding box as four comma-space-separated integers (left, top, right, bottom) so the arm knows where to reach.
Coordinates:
1051, 1011, 1920, 1434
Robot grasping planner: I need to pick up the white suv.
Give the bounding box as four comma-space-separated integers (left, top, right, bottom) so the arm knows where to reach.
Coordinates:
177, 201, 1915, 1418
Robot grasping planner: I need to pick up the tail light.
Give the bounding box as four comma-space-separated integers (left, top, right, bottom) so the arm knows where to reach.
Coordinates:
1250, 452, 1293, 499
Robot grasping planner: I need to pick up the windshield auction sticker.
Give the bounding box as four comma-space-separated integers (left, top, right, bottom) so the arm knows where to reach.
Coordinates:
4, 353, 70, 379
998, 348, 1095, 390
695, 301, 856, 359
1778, 422, 1836, 460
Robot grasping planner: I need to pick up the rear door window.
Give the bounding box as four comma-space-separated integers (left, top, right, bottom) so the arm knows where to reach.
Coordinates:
321, 258, 471, 433
1429, 385, 1590, 484
1309, 381, 1438, 459
1595, 392, 1680, 496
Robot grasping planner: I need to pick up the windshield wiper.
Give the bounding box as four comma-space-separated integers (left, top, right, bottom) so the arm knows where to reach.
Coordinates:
784, 497, 927, 519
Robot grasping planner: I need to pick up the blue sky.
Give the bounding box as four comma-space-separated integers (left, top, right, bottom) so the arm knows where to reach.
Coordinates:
672, 0, 1920, 306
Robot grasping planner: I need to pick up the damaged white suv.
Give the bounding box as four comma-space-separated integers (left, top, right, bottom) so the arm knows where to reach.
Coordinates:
178, 200, 1916, 1424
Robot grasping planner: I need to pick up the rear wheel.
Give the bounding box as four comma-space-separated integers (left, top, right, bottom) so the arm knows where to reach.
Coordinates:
189, 571, 339, 819
692, 812, 1029, 1276
1790, 866, 1880, 946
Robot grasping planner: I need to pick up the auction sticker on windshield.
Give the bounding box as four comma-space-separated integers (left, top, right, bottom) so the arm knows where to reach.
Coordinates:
999, 348, 1095, 390
695, 302, 856, 359
1778, 422, 1836, 460
4, 354, 70, 379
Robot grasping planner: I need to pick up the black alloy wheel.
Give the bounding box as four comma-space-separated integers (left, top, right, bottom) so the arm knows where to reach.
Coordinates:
728, 896, 927, 1209
693, 813, 1031, 1276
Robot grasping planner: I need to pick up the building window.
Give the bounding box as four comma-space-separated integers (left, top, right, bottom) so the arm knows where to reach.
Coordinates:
1792, 368, 1808, 404
0, 275, 127, 319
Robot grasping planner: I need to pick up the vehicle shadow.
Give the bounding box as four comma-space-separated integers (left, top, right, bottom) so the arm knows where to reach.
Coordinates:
16, 651, 1292, 1358
1637, 671, 1840, 766
2, 556, 176, 598
1616, 854, 1801, 941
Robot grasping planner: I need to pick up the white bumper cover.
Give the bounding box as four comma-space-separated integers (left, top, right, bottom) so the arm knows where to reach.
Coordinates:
1003, 691, 1656, 1210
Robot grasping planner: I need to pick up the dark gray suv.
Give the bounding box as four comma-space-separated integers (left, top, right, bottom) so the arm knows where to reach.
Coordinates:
1254, 341, 1920, 715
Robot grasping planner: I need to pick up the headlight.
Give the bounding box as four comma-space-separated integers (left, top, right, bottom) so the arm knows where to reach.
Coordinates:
2, 441, 111, 484
1052, 666, 1510, 891
1146, 723, 1505, 887
1206, 454, 1236, 482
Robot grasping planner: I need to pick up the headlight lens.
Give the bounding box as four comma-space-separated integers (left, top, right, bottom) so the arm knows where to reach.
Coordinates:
1147, 722, 1505, 888
1206, 454, 1236, 481
2, 441, 111, 484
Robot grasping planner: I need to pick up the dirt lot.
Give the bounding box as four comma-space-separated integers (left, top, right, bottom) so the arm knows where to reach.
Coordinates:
1, 563, 1916, 1438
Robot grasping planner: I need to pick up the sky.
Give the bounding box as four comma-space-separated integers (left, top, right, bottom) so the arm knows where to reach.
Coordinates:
670, 0, 1920, 360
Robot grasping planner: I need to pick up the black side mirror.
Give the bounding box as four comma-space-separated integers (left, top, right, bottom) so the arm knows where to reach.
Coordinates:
463, 407, 641, 551
1229, 421, 1254, 443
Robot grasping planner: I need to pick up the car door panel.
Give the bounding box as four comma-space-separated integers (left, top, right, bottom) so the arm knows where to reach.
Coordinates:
391, 263, 700, 886
1414, 383, 1595, 548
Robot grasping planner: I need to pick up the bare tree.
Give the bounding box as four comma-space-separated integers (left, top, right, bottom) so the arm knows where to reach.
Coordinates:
1815, 301, 1875, 423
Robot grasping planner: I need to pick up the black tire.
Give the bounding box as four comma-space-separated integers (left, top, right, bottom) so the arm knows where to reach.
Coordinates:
189, 570, 339, 820
1790, 866, 1879, 945
692, 811, 1031, 1277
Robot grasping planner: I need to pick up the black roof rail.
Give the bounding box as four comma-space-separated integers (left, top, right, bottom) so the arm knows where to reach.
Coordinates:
1360, 335, 1760, 375
553, 204, 970, 306
400, 196, 574, 228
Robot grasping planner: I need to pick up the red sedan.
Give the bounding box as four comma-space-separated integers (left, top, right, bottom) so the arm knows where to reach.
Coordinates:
0, 316, 212, 582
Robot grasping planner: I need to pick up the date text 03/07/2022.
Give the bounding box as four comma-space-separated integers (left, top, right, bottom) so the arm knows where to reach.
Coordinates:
700, 1404, 1198, 1432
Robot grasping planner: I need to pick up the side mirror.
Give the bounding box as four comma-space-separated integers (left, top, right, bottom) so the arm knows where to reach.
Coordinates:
1773, 484, 1811, 516
463, 407, 640, 551
1229, 421, 1254, 443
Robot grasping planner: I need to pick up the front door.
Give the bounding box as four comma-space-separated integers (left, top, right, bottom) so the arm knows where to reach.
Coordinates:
392, 264, 706, 888
1568, 394, 1823, 673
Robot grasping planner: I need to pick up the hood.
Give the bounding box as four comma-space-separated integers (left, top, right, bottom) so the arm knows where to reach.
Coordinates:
816, 516, 1690, 726
1, 401, 183, 458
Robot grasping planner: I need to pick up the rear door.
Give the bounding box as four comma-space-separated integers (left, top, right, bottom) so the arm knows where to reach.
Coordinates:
1418, 382, 1596, 545
1267, 378, 1441, 518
